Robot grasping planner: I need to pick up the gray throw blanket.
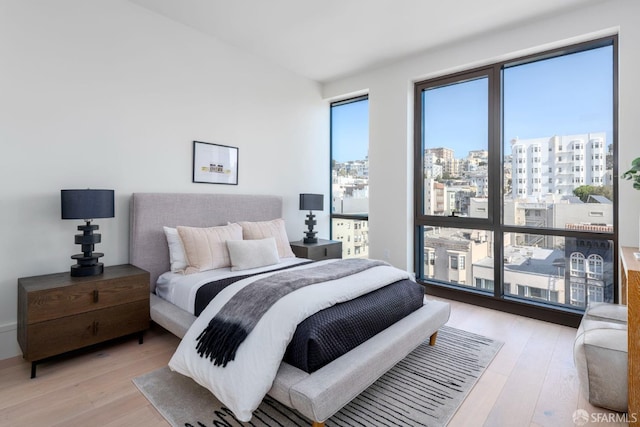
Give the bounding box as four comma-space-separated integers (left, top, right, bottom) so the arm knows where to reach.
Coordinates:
196, 258, 387, 366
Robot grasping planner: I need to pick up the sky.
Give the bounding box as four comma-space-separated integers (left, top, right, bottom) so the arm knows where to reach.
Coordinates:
331, 44, 613, 162
331, 98, 369, 162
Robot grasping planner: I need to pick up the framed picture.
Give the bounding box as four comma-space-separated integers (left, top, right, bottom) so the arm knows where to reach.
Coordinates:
192, 141, 239, 185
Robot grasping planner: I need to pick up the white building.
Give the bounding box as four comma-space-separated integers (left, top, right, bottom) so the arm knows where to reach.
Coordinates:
332, 218, 369, 259
423, 228, 491, 285
473, 245, 566, 303
465, 170, 489, 197
424, 179, 445, 215
424, 152, 443, 179
510, 133, 608, 200
464, 150, 489, 172
332, 169, 370, 258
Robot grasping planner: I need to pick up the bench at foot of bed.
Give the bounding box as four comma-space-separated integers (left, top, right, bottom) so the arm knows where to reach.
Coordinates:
269, 299, 451, 426
308, 328, 440, 427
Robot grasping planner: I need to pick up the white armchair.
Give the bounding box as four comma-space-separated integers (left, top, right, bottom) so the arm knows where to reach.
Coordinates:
573, 302, 628, 412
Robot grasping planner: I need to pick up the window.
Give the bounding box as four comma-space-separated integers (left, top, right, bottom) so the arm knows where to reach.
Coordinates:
450, 255, 459, 270
570, 281, 586, 307
588, 284, 604, 303
570, 253, 586, 277
528, 287, 545, 300
414, 37, 617, 322
475, 278, 494, 291
587, 254, 604, 279
331, 96, 369, 259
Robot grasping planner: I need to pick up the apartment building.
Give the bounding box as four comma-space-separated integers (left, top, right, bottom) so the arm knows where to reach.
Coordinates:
510, 133, 608, 199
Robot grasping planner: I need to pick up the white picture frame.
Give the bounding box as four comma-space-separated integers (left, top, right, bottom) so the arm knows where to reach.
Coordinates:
192, 141, 239, 185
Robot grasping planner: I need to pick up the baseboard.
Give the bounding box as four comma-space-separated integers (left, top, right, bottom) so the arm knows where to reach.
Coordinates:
0, 322, 21, 360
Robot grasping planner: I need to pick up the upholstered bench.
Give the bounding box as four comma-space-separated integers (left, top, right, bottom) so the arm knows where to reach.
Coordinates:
573, 302, 628, 412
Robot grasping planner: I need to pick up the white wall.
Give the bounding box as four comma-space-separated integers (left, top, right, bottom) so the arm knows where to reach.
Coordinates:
0, 0, 329, 359
323, 0, 640, 271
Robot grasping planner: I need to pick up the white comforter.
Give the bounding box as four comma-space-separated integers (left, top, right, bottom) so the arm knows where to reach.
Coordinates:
168, 259, 411, 421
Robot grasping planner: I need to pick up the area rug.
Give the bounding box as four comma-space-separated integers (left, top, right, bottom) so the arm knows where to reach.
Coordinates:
133, 326, 502, 427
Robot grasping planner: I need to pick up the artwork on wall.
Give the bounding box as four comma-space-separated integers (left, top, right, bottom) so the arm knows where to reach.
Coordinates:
192, 141, 239, 185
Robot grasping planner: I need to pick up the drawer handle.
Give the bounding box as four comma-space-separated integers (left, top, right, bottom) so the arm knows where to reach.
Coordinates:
93, 290, 99, 303
324, 248, 328, 256
92, 321, 99, 335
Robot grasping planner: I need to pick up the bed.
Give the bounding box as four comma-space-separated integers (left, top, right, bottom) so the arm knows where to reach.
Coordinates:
129, 192, 451, 426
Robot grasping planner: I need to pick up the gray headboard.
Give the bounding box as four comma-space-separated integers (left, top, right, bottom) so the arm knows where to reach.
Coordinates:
129, 193, 284, 291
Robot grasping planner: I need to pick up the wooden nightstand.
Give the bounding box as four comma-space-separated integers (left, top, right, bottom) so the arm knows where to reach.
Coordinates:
17, 264, 150, 378
290, 239, 342, 261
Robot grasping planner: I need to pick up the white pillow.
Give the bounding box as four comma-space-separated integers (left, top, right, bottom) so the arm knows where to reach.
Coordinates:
177, 223, 243, 274
237, 218, 296, 258
226, 237, 280, 271
163, 226, 187, 273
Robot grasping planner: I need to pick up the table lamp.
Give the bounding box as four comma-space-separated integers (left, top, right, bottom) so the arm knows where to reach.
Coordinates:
299, 193, 324, 244
61, 189, 114, 277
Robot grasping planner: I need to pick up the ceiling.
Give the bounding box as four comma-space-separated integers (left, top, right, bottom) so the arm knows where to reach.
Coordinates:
129, 0, 605, 83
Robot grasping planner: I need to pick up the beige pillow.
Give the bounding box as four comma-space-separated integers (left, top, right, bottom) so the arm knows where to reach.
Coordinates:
237, 218, 295, 258
226, 237, 280, 271
177, 223, 242, 274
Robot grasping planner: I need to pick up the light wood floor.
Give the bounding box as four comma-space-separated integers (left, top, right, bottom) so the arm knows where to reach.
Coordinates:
0, 298, 629, 427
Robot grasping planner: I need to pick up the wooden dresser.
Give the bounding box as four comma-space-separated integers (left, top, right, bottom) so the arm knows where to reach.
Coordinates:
620, 246, 639, 424
17, 264, 150, 378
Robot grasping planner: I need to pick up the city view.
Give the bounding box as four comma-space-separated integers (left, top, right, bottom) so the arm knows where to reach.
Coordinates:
331, 97, 370, 259
417, 41, 615, 310
332, 130, 615, 308
332, 41, 615, 310
421, 133, 614, 308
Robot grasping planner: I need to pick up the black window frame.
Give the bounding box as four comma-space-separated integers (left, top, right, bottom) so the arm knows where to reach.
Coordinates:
413, 36, 618, 327
330, 95, 369, 246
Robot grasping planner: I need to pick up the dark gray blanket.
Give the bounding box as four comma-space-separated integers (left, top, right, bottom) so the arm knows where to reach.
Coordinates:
195, 259, 386, 366
193, 261, 312, 316
284, 278, 424, 372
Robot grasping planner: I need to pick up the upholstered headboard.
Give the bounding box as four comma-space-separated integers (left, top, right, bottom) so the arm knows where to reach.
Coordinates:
129, 193, 284, 291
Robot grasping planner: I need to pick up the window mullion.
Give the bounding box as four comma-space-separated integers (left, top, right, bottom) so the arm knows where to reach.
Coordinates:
489, 64, 503, 300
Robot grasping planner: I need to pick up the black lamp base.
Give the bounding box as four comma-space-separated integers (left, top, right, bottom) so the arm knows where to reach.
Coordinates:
70, 261, 104, 277
303, 211, 318, 244
69, 221, 105, 277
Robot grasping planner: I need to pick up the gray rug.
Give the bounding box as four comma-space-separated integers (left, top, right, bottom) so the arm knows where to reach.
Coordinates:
133, 326, 502, 427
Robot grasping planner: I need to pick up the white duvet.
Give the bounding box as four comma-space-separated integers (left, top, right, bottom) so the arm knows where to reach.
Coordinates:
168, 259, 411, 421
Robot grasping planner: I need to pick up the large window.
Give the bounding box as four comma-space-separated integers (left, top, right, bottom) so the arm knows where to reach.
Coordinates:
331, 96, 369, 259
414, 37, 617, 323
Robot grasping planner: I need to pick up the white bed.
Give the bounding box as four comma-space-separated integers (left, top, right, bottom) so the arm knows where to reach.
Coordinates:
129, 192, 451, 426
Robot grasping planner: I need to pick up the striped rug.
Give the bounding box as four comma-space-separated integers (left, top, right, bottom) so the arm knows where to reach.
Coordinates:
133, 326, 502, 426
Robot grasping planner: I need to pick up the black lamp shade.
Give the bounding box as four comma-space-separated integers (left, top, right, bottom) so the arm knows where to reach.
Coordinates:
61, 189, 114, 220
61, 189, 114, 277
299, 193, 324, 211
300, 194, 323, 244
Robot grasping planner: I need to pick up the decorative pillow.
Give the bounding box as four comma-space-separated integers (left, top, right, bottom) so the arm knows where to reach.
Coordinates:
163, 226, 188, 273
237, 218, 295, 258
226, 237, 280, 271
177, 223, 243, 274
